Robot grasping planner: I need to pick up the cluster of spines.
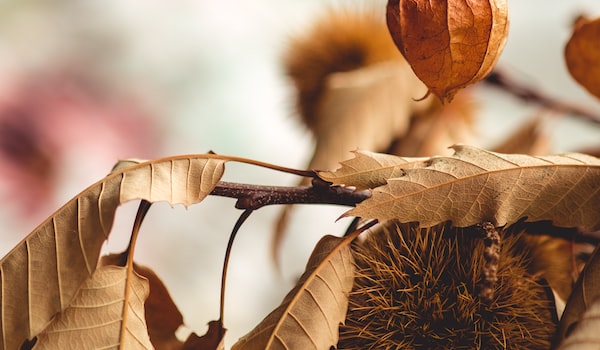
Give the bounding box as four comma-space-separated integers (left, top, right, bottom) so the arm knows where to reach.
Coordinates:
337, 222, 560, 349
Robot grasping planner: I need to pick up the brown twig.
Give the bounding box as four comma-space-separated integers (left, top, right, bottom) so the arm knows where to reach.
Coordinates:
480, 221, 500, 304
485, 69, 600, 125
210, 177, 371, 210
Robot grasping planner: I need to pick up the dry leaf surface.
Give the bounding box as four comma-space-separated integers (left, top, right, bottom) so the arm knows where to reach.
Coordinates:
0, 155, 225, 350
388, 93, 478, 157
33, 265, 152, 349
347, 145, 600, 230
558, 296, 600, 349
308, 60, 430, 172
557, 245, 600, 345
319, 150, 426, 190
386, 0, 509, 102
565, 16, 600, 100
183, 321, 225, 350
232, 235, 355, 350
125, 257, 186, 350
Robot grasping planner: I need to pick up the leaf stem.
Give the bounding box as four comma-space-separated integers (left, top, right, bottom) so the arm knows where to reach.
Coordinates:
219, 209, 253, 329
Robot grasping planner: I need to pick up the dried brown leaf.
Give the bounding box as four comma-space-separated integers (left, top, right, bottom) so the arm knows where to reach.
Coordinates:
558, 297, 600, 349
348, 145, 600, 230
134, 261, 185, 350
386, 0, 509, 102
389, 92, 478, 157
0, 155, 225, 350
308, 60, 430, 172
97, 253, 187, 350
318, 150, 426, 190
183, 321, 225, 350
565, 16, 600, 100
232, 235, 355, 350
557, 245, 600, 346
33, 264, 152, 349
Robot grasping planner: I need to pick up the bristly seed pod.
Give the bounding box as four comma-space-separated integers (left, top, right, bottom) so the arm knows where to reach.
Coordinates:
338, 222, 562, 349
386, 0, 509, 103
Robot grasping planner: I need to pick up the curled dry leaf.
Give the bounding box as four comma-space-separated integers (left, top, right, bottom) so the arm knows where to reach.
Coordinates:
102, 254, 226, 350
558, 296, 600, 349
0, 155, 225, 350
386, 0, 509, 102
308, 60, 430, 173
133, 260, 186, 350
183, 321, 226, 350
557, 245, 600, 345
34, 265, 153, 349
232, 234, 355, 350
565, 16, 600, 100
283, 8, 432, 174
347, 145, 600, 230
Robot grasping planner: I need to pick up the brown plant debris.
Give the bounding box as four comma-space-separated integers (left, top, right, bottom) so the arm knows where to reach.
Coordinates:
480, 222, 501, 304
338, 222, 558, 349
565, 16, 600, 100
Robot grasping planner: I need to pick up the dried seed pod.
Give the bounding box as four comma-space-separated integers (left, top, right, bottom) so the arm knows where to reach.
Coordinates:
386, 0, 509, 103
565, 16, 600, 100
338, 222, 562, 349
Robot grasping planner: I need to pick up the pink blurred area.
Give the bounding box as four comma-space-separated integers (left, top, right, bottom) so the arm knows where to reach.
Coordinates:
0, 70, 161, 225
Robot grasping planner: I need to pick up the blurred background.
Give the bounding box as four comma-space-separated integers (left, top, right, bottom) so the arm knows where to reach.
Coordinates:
1, 0, 599, 347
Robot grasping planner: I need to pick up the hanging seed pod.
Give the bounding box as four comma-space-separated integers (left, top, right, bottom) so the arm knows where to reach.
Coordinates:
386, 0, 509, 103
565, 16, 600, 100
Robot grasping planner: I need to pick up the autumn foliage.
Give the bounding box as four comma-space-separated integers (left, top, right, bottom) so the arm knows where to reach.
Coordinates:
3, 1, 600, 350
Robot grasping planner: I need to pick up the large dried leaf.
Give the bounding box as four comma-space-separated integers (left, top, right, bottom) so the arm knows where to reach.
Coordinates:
565, 16, 600, 100
348, 145, 600, 230
104, 253, 223, 350
558, 297, 600, 349
232, 235, 355, 350
103, 252, 186, 350
33, 264, 152, 349
319, 150, 426, 190
386, 0, 509, 102
557, 245, 600, 345
141, 263, 185, 350
308, 60, 430, 173
0, 155, 225, 350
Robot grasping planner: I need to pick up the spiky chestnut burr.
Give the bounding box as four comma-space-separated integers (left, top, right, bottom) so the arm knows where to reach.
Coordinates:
338, 222, 562, 349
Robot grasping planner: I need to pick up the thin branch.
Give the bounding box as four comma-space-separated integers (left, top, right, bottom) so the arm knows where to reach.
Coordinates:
485, 69, 600, 125
210, 177, 371, 210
